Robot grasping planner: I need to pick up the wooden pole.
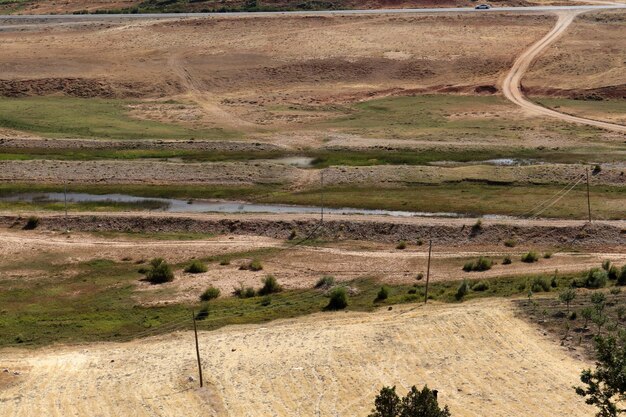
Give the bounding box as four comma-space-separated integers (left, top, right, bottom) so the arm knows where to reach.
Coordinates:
586, 168, 592, 223
424, 239, 432, 304
192, 311, 204, 388
320, 170, 324, 224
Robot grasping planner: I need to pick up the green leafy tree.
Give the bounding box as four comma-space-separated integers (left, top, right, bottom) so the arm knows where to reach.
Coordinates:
576, 333, 626, 416
399, 385, 451, 417
559, 288, 577, 314
369, 386, 401, 417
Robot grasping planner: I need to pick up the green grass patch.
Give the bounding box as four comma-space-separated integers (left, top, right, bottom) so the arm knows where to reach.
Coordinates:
0, 97, 236, 139
0, 249, 593, 348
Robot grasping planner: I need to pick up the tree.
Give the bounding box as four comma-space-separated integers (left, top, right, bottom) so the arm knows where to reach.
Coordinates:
370, 385, 451, 417
369, 386, 401, 417
576, 333, 626, 416
399, 385, 451, 417
582, 307, 595, 330
559, 288, 577, 314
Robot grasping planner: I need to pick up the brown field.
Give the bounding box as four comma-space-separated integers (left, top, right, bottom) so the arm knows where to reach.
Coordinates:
0, 299, 594, 417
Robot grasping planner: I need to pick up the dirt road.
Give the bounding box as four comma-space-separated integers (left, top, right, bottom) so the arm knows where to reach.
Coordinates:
0, 299, 593, 417
502, 10, 626, 133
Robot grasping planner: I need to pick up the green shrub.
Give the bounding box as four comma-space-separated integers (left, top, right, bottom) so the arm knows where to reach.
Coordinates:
551, 275, 558, 288
145, 258, 174, 284
184, 260, 207, 274
396, 241, 407, 250
521, 251, 539, 263
462, 257, 493, 272
455, 280, 470, 301
240, 259, 263, 271
288, 229, 297, 240
416, 272, 424, 281
376, 286, 389, 301
326, 287, 348, 310
23, 216, 39, 230
504, 239, 517, 248
576, 268, 608, 289
258, 275, 282, 296
416, 239, 424, 246
315, 275, 335, 289
543, 252, 552, 259
195, 306, 209, 320
502, 255, 512, 265
618, 265, 626, 286
233, 283, 256, 298
531, 276, 551, 293
260, 296, 272, 306
219, 259, 230, 266
602, 260, 611, 271
472, 281, 489, 292
200, 286, 220, 301
407, 288, 417, 294
472, 219, 483, 232
608, 265, 619, 280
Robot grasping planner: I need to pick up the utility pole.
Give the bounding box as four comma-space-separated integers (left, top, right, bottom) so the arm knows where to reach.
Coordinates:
192, 311, 204, 388
585, 168, 592, 223
424, 239, 432, 304
64, 182, 68, 218
320, 170, 324, 224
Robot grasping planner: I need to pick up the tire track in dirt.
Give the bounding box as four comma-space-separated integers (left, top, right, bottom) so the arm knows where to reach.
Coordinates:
501, 9, 626, 133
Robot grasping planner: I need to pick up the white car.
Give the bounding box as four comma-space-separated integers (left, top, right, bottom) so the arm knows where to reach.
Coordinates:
475, 4, 491, 9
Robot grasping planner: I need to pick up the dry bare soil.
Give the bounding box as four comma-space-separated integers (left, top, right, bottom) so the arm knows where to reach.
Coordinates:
0, 299, 593, 417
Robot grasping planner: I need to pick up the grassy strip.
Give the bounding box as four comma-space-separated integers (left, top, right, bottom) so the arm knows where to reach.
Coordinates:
258, 183, 626, 220
0, 97, 236, 140
1, 146, 620, 166
0, 182, 623, 219
0, 249, 592, 348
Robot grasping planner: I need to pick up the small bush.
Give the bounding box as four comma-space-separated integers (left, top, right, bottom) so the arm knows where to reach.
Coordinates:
137, 267, 148, 274
543, 252, 552, 259
416, 239, 424, 246
531, 276, 551, 293
219, 259, 230, 266
145, 258, 174, 284
315, 275, 335, 289
233, 283, 256, 298
610, 287, 621, 296
618, 265, 626, 286
200, 286, 220, 301
288, 229, 297, 240
376, 286, 389, 301
23, 216, 39, 230
396, 241, 407, 250
250, 259, 263, 271
455, 280, 470, 301
462, 257, 493, 272
602, 260, 612, 271
326, 287, 348, 310
408, 288, 417, 294
504, 239, 517, 248
569, 311, 577, 320
416, 272, 424, 281
195, 306, 209, 320
502, 255, 512, 265
521, 251, 539, 263
472, 219, 483, 232
472, 281, 489, 292
258, 275, 282, 296
575, 268, 608, 289
608, 265, 619, 280
260, 296, 272, 306
185, 260, 207, 274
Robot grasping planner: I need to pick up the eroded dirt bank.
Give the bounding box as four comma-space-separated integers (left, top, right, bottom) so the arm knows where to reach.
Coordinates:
2, 212, 624, 248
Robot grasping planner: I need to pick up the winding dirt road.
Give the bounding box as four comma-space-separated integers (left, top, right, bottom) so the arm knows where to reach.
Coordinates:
502, 10, 626, 133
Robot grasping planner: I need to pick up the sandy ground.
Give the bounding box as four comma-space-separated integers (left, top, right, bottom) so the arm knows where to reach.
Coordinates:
0, 13, 553, 128
2, 226, 624, 304
0, 298, 594, 417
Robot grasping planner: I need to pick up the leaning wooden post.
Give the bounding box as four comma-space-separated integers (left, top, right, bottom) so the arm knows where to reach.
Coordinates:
192, 311, 204, 388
